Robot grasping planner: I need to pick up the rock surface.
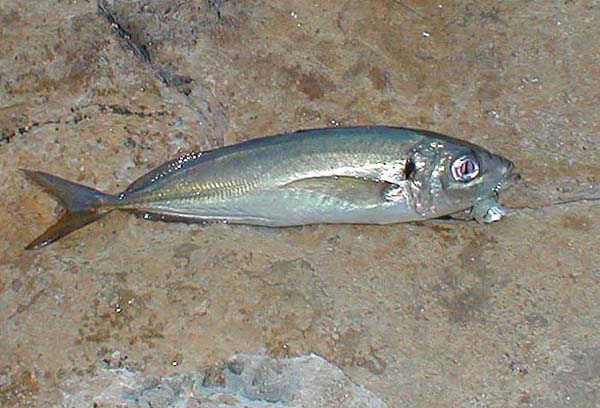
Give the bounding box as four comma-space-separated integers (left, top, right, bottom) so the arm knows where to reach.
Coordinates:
0, 1, 598, 407
61, 352, 387, 407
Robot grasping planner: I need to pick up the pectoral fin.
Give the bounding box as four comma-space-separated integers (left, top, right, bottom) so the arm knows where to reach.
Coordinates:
282, 176, 392, 205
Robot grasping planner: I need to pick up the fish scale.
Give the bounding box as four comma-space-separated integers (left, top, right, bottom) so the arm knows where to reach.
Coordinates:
136, 148, 390, 204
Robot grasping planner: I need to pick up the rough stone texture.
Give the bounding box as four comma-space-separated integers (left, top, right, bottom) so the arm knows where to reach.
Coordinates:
0, 1, 598, 407
61, 352, 387, 407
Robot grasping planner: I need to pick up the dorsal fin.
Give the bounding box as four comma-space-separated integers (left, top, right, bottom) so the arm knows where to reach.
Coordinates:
125, 151, 204, 193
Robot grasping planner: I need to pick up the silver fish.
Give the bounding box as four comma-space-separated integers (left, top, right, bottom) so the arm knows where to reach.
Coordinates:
23, 126, 513, 249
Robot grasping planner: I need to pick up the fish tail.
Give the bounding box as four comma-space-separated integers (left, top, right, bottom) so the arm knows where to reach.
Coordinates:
22, 170, 118, 250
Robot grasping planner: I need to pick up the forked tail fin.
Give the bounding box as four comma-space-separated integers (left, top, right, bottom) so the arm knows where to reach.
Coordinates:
22, 170, 117, 250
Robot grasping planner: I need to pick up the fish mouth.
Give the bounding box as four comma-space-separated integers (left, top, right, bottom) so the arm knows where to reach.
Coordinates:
493, 160, 515, 195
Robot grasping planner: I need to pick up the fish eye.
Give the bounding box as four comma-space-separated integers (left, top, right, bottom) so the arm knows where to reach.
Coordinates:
451, 155, 480, 182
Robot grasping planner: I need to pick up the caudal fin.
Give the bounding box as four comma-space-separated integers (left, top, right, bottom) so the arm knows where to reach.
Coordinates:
22, 170, 117, 250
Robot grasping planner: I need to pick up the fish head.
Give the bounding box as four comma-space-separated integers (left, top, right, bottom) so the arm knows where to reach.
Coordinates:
409, 138, 514, 217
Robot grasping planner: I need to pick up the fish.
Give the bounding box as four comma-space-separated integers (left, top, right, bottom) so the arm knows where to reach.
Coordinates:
22, 126, 514, 250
